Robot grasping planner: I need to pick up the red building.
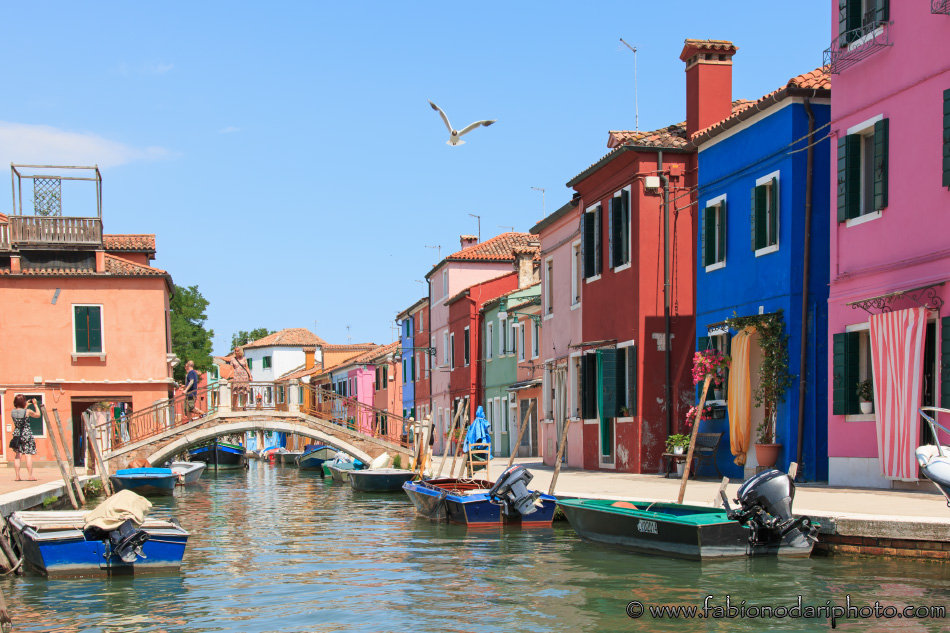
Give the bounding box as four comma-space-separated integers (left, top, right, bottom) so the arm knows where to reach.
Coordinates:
564, 39, 741, 473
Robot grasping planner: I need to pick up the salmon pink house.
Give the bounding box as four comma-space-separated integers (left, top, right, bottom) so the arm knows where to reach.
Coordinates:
824, 1, 950, 488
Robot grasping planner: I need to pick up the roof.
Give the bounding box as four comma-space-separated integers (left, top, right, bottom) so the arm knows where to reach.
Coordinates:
691, 67, 831, 146
334, 342, 400, 369
530, 198, 579, 235
319, 342, 377, 352
425, 232, 539, 279
446, 270, 518, 307
103, 234, 156, 253
0, 253, 173, 290
396, 296, 429, 320
567, 100, 753, 188
243, 328, 327, 349
276, 363, 309, 382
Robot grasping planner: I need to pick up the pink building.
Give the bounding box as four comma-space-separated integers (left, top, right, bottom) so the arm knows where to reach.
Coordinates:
530, 199, 585, 469
825, 1, 950, 488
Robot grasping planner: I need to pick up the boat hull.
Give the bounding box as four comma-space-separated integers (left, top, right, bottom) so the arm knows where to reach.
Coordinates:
327, 464, 353, 483
402, 478, 557, 526
189, 443, 246, 470
110, 469, 178, 497
169, 461, 206, 485
296, 446, 336, 470
278, 452, 303, 465
557, 499, 815, 560
349, 469, 415, 492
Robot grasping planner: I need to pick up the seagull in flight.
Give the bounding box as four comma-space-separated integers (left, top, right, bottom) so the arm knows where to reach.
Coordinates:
428, 100, 497, 146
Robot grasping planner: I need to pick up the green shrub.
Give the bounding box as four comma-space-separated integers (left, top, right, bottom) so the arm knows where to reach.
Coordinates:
392, 454, 402, 469
42, 495, 59, 508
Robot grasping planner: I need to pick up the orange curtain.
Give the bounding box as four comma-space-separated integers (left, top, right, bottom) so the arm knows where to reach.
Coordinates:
728, 326, 756, 466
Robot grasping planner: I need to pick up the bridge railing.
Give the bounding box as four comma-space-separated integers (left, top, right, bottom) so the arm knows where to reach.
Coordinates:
302, 385, 413, 449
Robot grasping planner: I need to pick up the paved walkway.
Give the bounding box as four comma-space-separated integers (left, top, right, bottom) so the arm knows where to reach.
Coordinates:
0, 465, 69, 497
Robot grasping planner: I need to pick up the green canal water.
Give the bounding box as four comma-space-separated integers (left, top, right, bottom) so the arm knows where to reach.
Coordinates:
4, 461, 950, 632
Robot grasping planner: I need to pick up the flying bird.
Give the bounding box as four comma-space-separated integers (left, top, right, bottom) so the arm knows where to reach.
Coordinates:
428, 100, 496, 146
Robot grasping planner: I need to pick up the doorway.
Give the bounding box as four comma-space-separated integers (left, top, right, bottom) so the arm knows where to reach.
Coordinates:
518, 398, 539, 457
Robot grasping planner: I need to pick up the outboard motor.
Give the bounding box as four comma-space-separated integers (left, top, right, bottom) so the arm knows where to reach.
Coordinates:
489, 465, 541, 517
720, 469, 817, 550
83, 519, 150, 563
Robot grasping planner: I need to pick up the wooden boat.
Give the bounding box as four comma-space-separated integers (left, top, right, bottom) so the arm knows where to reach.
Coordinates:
168, 461, 206, 485
188, 442, 246, 470
402, 470, 557, 526
349, 468, 415, 492
110, 468, 178, 496
278, 451, 303, 465
296, 445, 336, 470
8, 509, 189, 577
558, 470, 818, 560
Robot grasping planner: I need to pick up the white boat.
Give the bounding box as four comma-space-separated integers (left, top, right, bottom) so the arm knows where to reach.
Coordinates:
917, 408, 950, 505
169, 461, 206, 485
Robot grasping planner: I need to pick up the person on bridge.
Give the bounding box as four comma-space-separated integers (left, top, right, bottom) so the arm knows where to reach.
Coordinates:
230, 348, 252, 410
182, 360, 205, 421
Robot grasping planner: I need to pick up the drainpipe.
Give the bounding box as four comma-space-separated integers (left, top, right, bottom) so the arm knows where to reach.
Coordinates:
796, 98, 816, 477
658, 151, 672, 437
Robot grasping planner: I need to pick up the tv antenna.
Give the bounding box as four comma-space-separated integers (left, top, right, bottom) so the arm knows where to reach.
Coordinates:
425, 244, 441, 261
346, 325, 352, 343
530, 186, 545, 219
619, 38, 639, 133
467, 213, 481, 242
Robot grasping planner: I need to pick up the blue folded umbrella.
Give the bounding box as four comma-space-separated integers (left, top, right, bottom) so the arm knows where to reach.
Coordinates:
463, 405, 492, 453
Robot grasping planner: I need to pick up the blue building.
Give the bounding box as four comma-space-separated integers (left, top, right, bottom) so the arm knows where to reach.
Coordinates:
692, 68, 831, 482
396, 297, 426, 420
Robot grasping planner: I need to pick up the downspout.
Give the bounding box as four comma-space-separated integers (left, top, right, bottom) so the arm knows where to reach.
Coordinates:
658, 150, 672, 437
796, 98, 816, 477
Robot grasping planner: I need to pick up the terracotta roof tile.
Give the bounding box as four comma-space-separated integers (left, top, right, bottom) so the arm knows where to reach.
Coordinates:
335, 341, 400, 368
0, 254, 168, 278
320, 342, 377, 351
427, 232, 539, 278
606, 100, 752, 150
105, 254, 167, 276
103, 234, 156, 252
243, 328, 328, 349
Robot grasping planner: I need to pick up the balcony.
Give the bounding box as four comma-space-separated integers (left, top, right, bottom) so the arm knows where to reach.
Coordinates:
823, 19, 892, 74
9, 216, 103, 248
7, 164, 103, 250
0, 223, 9, 251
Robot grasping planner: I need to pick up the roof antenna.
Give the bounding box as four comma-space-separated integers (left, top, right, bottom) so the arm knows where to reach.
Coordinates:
619, 38, 639, 133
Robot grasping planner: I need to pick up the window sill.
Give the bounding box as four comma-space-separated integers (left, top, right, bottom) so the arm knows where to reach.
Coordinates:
582, 418, 599, 425
613, 262, 632, 273
755, 244, 779, 257
616, 416, 634, 423
704, 261, 725, 273
72, 353, 106, 361
598, 460, 616, 470
543, 314, 554, 321
571, 302, 582, 311
846, 211, 882, 228
848, 25, 884, 52
585, 275, 601, 283
845, 414, 876, 422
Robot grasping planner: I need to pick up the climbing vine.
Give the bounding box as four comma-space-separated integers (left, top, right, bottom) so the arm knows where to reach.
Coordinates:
725, 310, 795, 444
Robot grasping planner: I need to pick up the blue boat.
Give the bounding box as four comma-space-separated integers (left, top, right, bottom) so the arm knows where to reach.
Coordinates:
110, 468, 178, 496
296, 445, 336, 470
188, 441, 246, 470
8, 508, 189, 577
402, 467, 557, 526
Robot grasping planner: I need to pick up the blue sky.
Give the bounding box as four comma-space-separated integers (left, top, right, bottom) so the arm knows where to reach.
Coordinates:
0, 1, 831, 354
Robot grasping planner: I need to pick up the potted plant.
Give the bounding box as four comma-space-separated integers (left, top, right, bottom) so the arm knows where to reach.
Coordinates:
666, 434, 690, 456
692, 349, 731, 399
857, 379, 874, 414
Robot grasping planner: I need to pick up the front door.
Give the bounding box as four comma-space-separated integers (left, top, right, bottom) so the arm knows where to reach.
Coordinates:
518, 398, 538, 457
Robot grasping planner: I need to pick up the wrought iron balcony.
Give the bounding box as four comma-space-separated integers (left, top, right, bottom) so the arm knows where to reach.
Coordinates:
934, 0, 950, 15
823, 20, 892, 74
9, 216, 103, 248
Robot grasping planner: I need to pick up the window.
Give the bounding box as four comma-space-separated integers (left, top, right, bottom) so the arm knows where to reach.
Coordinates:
518, 323, 526, 362
943, 89, 950, 188
752, 173, 779, 254
443, 331, 450, 366
247, 358, 253, 370
583, 204, 602, 279
838, 0, 889, 47
610, 189, 630, 268
544, 258, 554, 315
495, 398, 504, 433
419, 311, 424, 333
702, 198, 726, 270
383, 365, 388, 386
486, 400, 494, 431
532, 320, 540, 359
508, 397, 518, 435
572, 355, 583, 418
404, 319, 412, 338
505, 396, 513, 433
499, 317, 507, 357
833, 331, 865, 415
262, 356, 272, 369
463, 327, 470, 366
510, 321, 518, 357
838, 117, 888, 222
487, 322, 494, 361
73, 305, 103, 354
415, 353, 420, 381
16, 393, 46, 437
571, 241, 582, 305
375, 367, 381, 390
450, 333, 456, 369
442, 269, 448, 298
424, 352, 429, 379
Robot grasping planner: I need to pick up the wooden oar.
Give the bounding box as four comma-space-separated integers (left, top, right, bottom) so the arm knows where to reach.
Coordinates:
506, 400, 536, 470
40, 405, 79, 509
52, 409, 86, 506
677, 374, 712, 504
547, 417, 573, 495
449, 400, 471, 478
434, 403, 466, 479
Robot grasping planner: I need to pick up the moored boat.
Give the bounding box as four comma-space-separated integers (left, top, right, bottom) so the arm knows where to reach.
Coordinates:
279, 451, 303, 465
8, 490, 189, 577
296, 445, 336, 470
402, 466, 557, 526
168, 461, 206, 485
110, 468, 178, 496
558, 469, 818, 560
917, 408, 950, 505
349, 468, 415, 492
188, 442, 246, 470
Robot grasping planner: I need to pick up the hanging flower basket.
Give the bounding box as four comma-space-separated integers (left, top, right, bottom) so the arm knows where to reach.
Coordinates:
692, 349, 731, 389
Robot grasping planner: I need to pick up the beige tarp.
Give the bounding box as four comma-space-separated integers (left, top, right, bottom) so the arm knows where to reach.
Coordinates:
83, 490, 152, 531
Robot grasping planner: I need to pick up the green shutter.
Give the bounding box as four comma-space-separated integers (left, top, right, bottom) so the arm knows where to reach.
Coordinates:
621, 189, 630, 264
832, 332, 860, 415
703, 205, 716, 266
383, 365, 388, 386
717, 201, 726, 262
87, 306, 102, 353
595, 205, 603, 275
596, 350, 618, 446
941, 317, 950, 408
874, 0, 889, 23
768, 177, 778, 246
837, 137, 848, 222
873, 118, 889, 211
583, 211, 596, 277
75, 306, 89, 353
754, 184, 768, 250
944, 89, 950, 188
838, 135, 861, 221
610, 196, 623, 268
626, 344, 637, 416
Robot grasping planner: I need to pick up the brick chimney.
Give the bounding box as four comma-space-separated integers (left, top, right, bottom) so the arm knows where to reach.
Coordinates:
460, 235, 478, 249
513, 243, 540, 289
680, 39, 737, 137
303, 346, 315, 370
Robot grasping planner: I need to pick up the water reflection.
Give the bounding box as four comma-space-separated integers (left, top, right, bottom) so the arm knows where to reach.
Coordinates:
3, 461, 949, 632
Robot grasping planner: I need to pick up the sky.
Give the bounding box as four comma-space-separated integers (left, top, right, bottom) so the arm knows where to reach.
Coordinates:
0, 1, 832, 355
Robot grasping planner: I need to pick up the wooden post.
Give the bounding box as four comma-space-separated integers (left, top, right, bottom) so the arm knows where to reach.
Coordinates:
449, 400, 471, 478
84, 413, 114, 496
39, 405, 79, 510
52, 409, 86, 506
434, 402, 466, 479
0, 585, 12, 632
711, 476, 729, 507
677, 374, 712, 504
506, 400, 536, 470
547, 417, 573, 495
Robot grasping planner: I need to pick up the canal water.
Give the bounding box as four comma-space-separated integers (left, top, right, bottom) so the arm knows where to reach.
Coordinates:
4, 462, 950, 632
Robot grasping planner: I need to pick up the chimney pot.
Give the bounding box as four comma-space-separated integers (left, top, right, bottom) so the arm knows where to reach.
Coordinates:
460, 235, 478, 249
680, 39, 737, 137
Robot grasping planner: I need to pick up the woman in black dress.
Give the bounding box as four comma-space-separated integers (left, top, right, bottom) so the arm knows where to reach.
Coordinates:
10, 394, 40, 481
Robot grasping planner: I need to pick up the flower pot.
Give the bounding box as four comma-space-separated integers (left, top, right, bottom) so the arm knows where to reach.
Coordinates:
714, 389, 723, 401
754, 443, 782, 469
859, 401, 873, 414
676, 462, 685, 477
673, 446, 684, 455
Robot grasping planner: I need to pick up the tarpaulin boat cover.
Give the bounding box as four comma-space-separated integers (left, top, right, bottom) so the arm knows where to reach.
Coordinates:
83, 490, 152, 531
463, 406, 491, 453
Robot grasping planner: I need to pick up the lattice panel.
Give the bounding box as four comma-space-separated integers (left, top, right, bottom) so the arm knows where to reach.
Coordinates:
33, 177, 62, 216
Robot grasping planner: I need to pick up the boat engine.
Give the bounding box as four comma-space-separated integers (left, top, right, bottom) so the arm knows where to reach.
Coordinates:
84, 519, 150, 564
489, 465, 541, 517
720, 469, 817, 549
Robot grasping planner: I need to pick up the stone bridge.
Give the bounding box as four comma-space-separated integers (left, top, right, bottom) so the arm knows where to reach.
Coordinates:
102, 410, 413, 471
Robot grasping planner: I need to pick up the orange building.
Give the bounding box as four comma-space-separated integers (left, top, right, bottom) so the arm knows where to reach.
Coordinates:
0, 166, 175, 468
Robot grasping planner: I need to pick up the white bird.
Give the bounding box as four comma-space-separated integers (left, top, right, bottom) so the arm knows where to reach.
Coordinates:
428, 100, 496, 146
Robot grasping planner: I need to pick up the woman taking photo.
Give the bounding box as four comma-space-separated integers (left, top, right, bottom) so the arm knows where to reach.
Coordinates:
10, 395, 40, 481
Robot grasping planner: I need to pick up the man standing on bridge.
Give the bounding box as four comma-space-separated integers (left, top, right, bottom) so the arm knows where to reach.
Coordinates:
182, 360, 205, 422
